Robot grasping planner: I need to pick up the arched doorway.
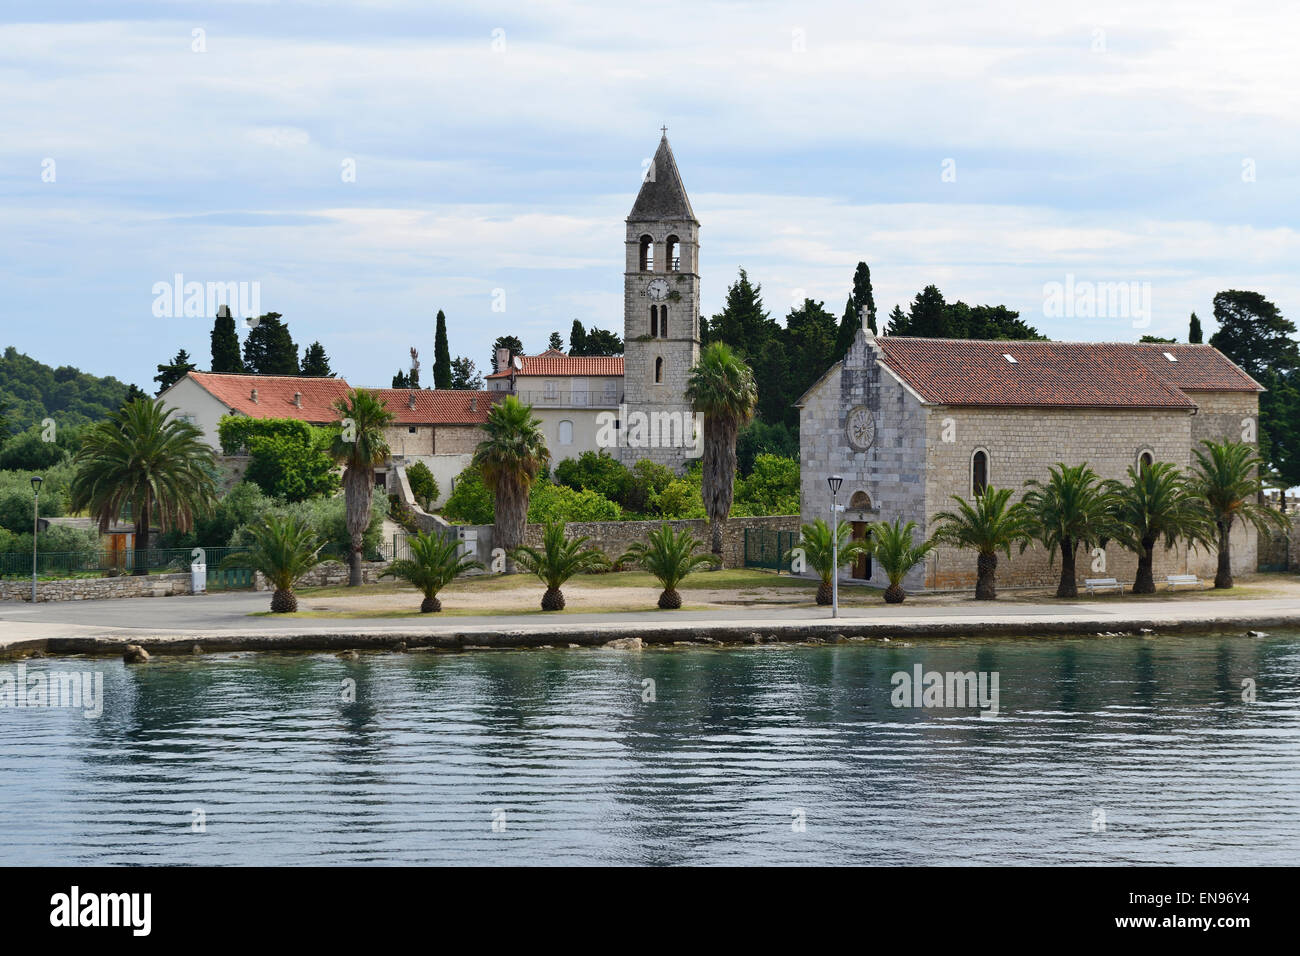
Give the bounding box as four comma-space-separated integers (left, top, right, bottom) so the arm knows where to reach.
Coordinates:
848, 490, 873, 580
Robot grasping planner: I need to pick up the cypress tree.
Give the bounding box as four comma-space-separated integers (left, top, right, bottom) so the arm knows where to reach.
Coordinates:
242, 313, 299, 374
434, 310, 452, 388
569, 320, 587, 356
210, 307, 244, 373
1189, 311, 1203, 344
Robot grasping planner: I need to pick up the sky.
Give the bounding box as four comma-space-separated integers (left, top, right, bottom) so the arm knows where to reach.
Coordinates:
2, 0, 1298, 391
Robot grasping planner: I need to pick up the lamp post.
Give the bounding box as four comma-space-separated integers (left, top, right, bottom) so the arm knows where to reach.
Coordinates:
31, 475, 43, 603
828, 474, 843, 618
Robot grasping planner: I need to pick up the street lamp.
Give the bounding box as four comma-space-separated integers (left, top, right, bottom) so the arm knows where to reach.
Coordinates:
827, 474, 843, 618
31, 475, 43, 603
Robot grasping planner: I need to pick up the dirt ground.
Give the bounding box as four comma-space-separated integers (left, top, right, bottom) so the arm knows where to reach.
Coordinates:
289, 569, 1300, 618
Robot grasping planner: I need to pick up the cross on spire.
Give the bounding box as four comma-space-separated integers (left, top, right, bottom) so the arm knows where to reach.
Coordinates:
660, 125, 668, 138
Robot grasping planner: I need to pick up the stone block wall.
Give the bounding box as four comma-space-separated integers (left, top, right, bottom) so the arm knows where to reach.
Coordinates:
1, 572, 194, 603
522, 514, 800, 569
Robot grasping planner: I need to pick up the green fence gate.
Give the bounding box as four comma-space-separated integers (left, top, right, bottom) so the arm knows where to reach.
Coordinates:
742, 528, 799, 572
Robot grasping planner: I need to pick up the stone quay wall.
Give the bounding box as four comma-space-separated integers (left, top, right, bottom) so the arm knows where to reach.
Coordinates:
1, 572, 195, 603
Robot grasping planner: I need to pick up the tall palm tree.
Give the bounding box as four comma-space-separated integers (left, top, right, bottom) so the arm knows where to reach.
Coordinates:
1191, 439, 1289, 589
225, 514, 323, 613
932, 486, 1035, 600
70, 397, 218, 571
868, 517, 935, 604
786, 518, 869, 605
382, 531, 483, 612
328, 389, 394, 587
1106, 461, 1213, 594
509, 520, 609, 610
686, 342, 758, 560
472, 395, 548, 565
1022, 463, 1114, 598
620, 523, 720, 609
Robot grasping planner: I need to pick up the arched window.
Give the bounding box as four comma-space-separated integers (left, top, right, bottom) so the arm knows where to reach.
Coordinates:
558, 420, 574, 446
849, 490, 872, 511
654, 357, 664, 384
650, 306, 658, 337
1138, 450, 1154, 472
638, 234, 654, 272
660, 306, 668, 337
666, 235, 680, 272
972, 449, 989, 497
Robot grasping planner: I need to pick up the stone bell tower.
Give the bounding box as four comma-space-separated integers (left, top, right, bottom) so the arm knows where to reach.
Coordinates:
620, 130, 701, 470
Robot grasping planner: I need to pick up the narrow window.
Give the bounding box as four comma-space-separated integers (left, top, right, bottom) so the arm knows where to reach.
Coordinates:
639, 234, 654, 272
666, 235, 680, 272
972, 450, 989, 497
661, 306, 668, 337
654, 357, 664, 384
1139, 451, 1154, 472
650, 306, 658, 338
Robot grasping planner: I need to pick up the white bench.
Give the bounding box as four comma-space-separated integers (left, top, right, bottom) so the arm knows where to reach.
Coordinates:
1165, 574, 1201, 590
1085, 578, 1124, 595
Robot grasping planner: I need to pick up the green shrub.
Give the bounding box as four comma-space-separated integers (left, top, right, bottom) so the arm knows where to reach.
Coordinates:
241, 426, 339, 502
0, 464, 73, 533
554, 451, 630, 502
528, 482, 621, 523
232, 493, 387, 560
442, 465, 494, 524
406, 460, 439, 510
0, 424, 82, 472
734, 454, 799, 515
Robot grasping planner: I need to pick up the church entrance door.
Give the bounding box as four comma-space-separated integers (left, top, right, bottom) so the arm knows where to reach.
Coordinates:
850, 522, 871, 580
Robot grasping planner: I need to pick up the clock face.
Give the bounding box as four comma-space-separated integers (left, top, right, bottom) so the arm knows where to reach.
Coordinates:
846, 405, 875, 451
647, 278, 670, 301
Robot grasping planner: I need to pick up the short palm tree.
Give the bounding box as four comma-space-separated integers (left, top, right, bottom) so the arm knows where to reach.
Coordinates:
328, 389, 394, 587
1191, 439, 1288, 589
1106, 461, 1213, 594
225, 514, 323, 613
381, 531, 483, 612
620, 523, 720, 609
686, 342, 758, 560
786, 518, 869, 605
509, 520, 609, 610
1022, 463, 1114, 598
71, 397, 218, 571
868, 517, 935, 604
932, 486, 1035, 600
472, 395, 549, 567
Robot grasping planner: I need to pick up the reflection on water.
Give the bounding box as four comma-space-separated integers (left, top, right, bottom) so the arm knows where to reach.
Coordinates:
2, 632, 1298, 865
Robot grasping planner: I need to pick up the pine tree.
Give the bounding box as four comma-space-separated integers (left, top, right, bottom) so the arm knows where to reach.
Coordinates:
434, 310, 452, 388
392, 370, 410, 388
569, 320, 587, 356
710, 269, 771, 349
154, 348, 197, 393
1189, 312, 1203, 344
548, 331, 564, 351
886, 304, 908, 334
300, 342, 334, 377
491, 335, 523, 373
582, 327, 624, 355
210, 307, 244, 373
242, 313, 299, 375
449, 356, 483, 390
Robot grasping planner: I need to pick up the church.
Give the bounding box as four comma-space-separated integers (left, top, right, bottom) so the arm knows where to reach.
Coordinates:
797, 323, 1263, 592
488, 131, 701, 470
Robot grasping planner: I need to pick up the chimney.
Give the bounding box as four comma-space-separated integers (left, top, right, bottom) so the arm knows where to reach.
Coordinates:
495, 347, 510, 373
408, 392, 416, 410
293, 392, 302, 408
250, 388, 258, 404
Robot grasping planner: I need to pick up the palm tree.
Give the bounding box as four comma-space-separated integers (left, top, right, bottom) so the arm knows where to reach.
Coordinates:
1022, 463, 1114, 598
225, 514, 323, 612
328, 389, 394, 587
932, 487, 1035, 600
70, 397, 218, 571
1191, 439, 1289, 589
472, 395, 548, 567
509, 520, 609, 610
686, 342, 758, 560
1106, 461, 1213, 594
868, 518, 935, 604
786, 518, 869, 605
381, 531, 483, 612
620, 523, 720, 609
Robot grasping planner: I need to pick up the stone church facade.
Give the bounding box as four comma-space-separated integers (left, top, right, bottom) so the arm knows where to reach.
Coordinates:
798, 326, 1263, 592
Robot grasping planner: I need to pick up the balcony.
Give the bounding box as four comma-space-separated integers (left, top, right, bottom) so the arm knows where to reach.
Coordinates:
514, 389, 619, 408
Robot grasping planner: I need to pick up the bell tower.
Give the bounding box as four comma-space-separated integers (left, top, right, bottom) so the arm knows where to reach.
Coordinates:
620, 130, 701, 469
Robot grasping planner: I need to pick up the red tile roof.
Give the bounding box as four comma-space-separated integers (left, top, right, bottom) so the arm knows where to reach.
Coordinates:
183, 373, 494, 425
486, 349, 624, 379
873, 339, 1260, 409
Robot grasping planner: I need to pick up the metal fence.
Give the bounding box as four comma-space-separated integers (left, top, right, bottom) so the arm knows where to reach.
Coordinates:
0, 547, 251, 584
742, 528, 799, 573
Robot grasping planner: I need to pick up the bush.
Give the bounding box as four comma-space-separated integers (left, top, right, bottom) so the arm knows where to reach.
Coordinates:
0, 524, 101, 558
0, 464, 73, 533
651, 470, 706, 519
232, 493, 387, 560
626, 459, 674, 513
406, 460, 439, 510
528, 482, 621, 524
159, 480, 276, 549
442, 465, 494, 524
734, 454, 799, 515
225, 420, 338, 503
554, 451, 630, 503
0, 424, 82, 472
736, 420, 798, 476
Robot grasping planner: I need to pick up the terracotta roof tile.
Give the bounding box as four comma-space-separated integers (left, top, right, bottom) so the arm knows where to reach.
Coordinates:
874, 339, 1259, 408
486, 349, 624, 378
370, 389, 495, 424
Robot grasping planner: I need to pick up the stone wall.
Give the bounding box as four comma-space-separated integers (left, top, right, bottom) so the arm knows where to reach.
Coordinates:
1, 572, 194, 603
522, 514, 800, 569
1259, 520, 1300, 572
256, 560, 389, 590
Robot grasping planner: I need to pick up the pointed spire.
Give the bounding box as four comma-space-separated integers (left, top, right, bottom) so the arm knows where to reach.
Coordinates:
629, 132, 697, 222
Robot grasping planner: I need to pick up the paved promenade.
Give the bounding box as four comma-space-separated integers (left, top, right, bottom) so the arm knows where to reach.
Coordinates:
2, 589, 1297, 655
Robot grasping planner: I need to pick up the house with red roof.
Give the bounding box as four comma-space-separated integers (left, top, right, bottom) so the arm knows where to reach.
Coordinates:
159, 371, 496, 505
797, 325, 1264, 591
